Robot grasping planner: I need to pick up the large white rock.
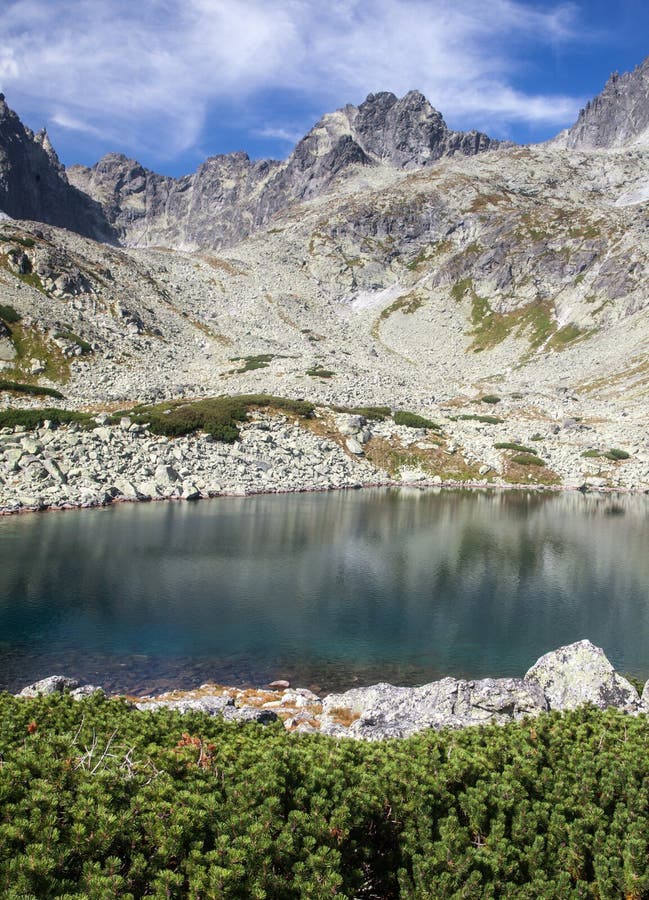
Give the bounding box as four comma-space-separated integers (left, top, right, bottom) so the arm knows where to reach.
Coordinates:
320, 676, 547, 740
524, 639, 644, 713
18, 675, 80, 697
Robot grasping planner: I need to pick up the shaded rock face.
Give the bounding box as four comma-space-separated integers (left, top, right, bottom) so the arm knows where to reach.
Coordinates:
564, 55, 649, 149
66, 91, 497, 250
0, 96, 114, 240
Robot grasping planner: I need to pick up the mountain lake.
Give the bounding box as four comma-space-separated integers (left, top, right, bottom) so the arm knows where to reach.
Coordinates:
1, 487, 648, 695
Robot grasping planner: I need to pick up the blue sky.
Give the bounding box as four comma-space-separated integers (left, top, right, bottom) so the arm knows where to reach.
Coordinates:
1, 0, 647, 176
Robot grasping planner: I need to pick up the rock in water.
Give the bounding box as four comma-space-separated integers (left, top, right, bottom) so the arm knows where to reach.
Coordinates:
524, 639, 644, 712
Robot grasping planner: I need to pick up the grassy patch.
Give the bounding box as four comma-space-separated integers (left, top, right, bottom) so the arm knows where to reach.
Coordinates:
379, 292, 424, 320
0, 233, 35, 248
0, 380, 64, 399
581, 449, 601, 459
450, 277, 473, 303
19, 271, 45, 292
364, 435, 479, 482
546, 323, 590, 350
394, 411, 441, 431
122, 394, 315, 443
2, 322, 71, 384
227, 354, 277, 374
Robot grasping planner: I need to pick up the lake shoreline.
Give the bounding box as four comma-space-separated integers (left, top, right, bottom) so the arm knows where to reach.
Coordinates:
2, 474, 647, 518
12, 641, 649, 740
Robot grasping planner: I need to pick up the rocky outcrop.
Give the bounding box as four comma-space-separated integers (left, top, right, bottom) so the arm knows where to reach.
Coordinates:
320, 677, 548, 740
67, 91, 497, 250
13, 642, 648, 739
318, 641, 645, 740
0, 95, 114, 240
562, 55, 649, 149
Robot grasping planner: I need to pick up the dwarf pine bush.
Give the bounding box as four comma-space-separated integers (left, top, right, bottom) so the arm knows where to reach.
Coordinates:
1, 694, 649, 897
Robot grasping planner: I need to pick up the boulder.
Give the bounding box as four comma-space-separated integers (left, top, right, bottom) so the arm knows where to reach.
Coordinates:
70, 684, 105, 700
524, 639, 644, 712
222, 706, 279, 725
18, 675, 80, 697
321, 675, 547, 740
135, 694, 234, 715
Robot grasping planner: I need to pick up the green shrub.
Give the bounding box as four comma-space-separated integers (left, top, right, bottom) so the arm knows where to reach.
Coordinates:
581, 449, 601, 458
480, 394, 501, 404
495, 442, 536, 454
124, 394, 314, 443
456, 413, 504, 424
0, 380, 64, 399
0, 233, 35, 248
1, 697, 649, 897
227, 353, 276, 373
393, 410, 441, 431
0, 304, 21, 324
0, 407, 90, 430
306, 367, 335, 378
604, 448, 630, 461
510, 453, 546, 467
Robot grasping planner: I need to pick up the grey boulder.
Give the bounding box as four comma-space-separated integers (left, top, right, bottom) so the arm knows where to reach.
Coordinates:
18, 675, 80, 697
524, 639, 644, 713
321, 676, 547, 740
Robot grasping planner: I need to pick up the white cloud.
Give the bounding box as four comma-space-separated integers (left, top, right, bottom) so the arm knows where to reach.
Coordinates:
0, 0, 585, 162
255, 126, 305, 144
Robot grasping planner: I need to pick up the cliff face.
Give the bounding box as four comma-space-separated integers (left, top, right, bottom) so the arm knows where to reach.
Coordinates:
563, 55, 649, 149
0, 94, 114, 240
66, 91, 497, 250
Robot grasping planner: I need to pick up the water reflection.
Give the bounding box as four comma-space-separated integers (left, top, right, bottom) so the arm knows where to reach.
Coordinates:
0, 488, 648, 694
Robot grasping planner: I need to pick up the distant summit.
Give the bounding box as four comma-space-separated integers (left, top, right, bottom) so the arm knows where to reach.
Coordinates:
67, 91, 498, 250
562, 55, 649, 149
0, 94, 113, 240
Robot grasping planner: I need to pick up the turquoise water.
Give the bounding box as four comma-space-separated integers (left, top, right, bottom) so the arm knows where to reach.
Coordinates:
1, 488, 648, 694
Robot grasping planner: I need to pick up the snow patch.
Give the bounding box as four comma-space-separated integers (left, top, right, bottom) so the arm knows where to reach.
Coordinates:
345, 283, 405, 312
615, 182, 649, 207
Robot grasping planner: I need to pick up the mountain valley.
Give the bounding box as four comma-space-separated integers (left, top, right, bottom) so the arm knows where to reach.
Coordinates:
1, 59, 649, 508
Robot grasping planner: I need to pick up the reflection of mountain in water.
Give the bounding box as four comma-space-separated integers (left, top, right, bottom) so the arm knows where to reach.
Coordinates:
1, 489, 648, 693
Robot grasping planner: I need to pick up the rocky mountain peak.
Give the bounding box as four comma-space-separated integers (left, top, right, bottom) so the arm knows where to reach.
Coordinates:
0, 94, 113, 239
564, 54, 649, 149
